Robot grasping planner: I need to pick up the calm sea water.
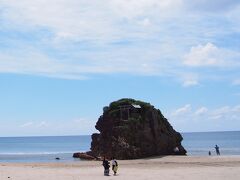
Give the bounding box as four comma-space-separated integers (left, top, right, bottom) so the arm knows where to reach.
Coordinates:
182, 131, 240, 156
0, 136, 91, 162
0, 131, 239, 162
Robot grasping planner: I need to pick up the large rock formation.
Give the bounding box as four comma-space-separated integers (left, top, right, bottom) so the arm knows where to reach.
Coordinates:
73, 152, 98, 160
90, 98, 186, 159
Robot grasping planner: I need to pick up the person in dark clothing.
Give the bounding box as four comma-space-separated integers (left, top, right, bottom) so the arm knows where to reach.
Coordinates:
102, 157, 110, 176
215, 145, 220, 155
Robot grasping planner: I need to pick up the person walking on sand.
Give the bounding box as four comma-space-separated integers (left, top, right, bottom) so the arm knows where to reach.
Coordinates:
111, 157, 118, 176
102, 157, 110, 176
215, 145, 220, 155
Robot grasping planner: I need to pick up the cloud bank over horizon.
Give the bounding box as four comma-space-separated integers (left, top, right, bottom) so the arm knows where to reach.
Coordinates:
168, 104, 240, 132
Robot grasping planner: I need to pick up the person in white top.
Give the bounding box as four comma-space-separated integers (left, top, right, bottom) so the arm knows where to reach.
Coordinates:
111, 157, 118, 176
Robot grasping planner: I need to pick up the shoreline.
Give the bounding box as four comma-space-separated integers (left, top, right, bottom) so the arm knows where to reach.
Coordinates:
2, 155, 240, 164
1, 154, 240, 163
1, 156, 240, 180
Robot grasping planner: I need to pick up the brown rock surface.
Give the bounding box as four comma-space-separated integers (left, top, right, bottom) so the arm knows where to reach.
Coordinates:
73, 152, 96, 160
90, 98, 187, 159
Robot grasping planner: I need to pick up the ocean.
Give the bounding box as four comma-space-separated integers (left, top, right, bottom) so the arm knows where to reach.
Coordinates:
182, 131, 240, 156
0, 131, 239, 162
0, 136, 91, 162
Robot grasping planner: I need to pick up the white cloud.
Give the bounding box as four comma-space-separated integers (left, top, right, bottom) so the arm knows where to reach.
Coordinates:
195, 107, 208, 115
1, 0, 112, 41
0, 0, 239, 83
209, 106, 236, 120
16, 118, 96, 136
0, 0, 182, 42
209, 114, 222, 120
172, 104, 191, 116
213, 106, 231, 115
110, 0, 182, 19
183, 43, 240, 67
20, 122, 33, 128
182, 80, 199, 87
168, 104, 240, 132
0, 50, 87, 79
0, 45, 177, 79
55, 118, 96, 135
183, 43, 222, 66
20, 121, 49, 128
180, 72, 199, 87
36, 121, 48, 128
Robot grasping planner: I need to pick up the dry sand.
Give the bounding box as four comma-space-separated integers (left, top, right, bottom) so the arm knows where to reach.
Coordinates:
1, 156, 240, 180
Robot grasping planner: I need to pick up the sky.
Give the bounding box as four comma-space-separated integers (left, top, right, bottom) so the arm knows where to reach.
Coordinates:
0, 0, 240, 137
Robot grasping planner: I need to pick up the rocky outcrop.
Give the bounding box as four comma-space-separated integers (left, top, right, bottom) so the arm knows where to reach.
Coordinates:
86, 99, 186, 160
73, 151, 99, 160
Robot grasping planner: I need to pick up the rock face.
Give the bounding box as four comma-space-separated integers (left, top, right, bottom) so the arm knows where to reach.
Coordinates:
90, 98, 187, 159
73, 152, 97, 160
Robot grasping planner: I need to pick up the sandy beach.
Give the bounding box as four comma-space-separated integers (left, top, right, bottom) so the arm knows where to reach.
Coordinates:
1, 156, 240, 180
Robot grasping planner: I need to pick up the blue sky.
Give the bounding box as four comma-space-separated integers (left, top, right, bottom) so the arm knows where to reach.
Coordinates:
0, 0, 240, 136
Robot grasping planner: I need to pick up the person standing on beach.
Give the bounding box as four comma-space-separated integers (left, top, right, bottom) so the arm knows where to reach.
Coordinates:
111, 157, 118, 176
215, 145, 220, 155
102, 157, 110, 176
208, 151, 211, 156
